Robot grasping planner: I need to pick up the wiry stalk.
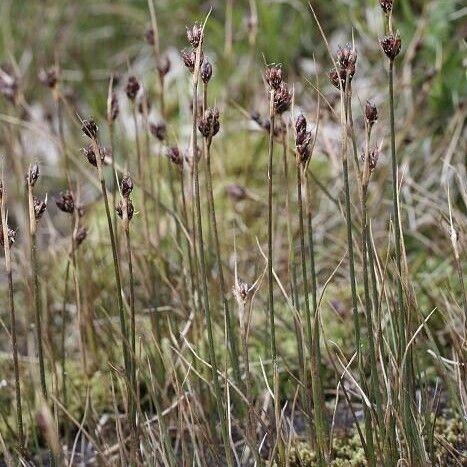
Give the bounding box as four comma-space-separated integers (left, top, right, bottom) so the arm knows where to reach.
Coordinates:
267, 89, 281, 456
305, 172, 328, 462
27, 182, 47, 401
190, 32, 233, 466
361, 126, 383, 436
296, 163, 325, 463
0, 184, 24, 453
342, 86, 375, 465
90, 137, 130, 379
204, 136, 242, 391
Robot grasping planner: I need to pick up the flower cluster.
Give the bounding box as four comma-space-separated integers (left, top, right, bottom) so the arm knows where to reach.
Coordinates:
381, 33, 402, 60
329, 44, 357, 91
265, 65, 291, 115
295, 115, 313, 165
198, 108, 220, 139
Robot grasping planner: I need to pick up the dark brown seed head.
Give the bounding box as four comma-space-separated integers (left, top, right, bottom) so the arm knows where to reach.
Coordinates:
150, 121, 166, 141
186, 23, 202, 48
181, 48, 203, 73
337, 44, 357, 76
265, 64, 283, 90
167, 146, 183, 166
26, 164, 40, 187
198, 108, 220, 139
83, 144, 106, 167
201, 61, 212, 84
0, 64, 19, 104
379, 0, 393, 13
365, 101, 378, 127
74, 226, 87, 247
121, 175, 133, 198
81, 119, 98, 139
108, 91, 119, 122
295, 114, 307, 135
55, 190, 74, 214
144, 27, 155, 45
0, 227, 16, 247
381, 33, 402, 60
273, 82, 292, 114
329, 68, 350, 90
225, 184, 248, 202
295, 115, 313, 164
157, 55, 171, 77
126, 76, 140, 100
33, 196, 47, 220
362, 146, 380, 172
116, 198, 134, 220
38, 66, 58, 88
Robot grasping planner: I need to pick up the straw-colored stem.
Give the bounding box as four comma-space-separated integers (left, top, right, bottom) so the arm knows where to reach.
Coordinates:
1, 194, 24, 452
28, 185, 47, 401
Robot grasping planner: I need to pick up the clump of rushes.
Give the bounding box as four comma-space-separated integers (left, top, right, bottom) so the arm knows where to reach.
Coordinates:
26, 164, 48, 401
116, 173, 138, 460
329, 43, 378, 465
0, 180, 24, 454
81, 119, 131, 411
295, 114, 328, 463
264, 63, 290, 460
184, 22, 234, 466
198, 106, 243, 391
379, 4, 423, 462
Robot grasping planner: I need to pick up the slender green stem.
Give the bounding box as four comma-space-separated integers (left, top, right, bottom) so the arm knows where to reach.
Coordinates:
362, 129, 383, 432
191, 41, 233, 466
205, 138, 242, 390
92, 140, 129, 377
123, 197, 138, 462
267, 90, 282, 457
341, 88, 375, 466
305, 172, 328, 462
297, 164, 325, 464
388, 58, 423, 464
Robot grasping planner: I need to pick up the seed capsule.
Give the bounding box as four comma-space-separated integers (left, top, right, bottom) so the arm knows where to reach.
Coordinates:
55, 191, 74, 214
265, 64, 283, 90
365, 101, 378, 127
150, 122, 166, 141
379, 0, 393, 13
116, 198, 134, 220
26, 164, 40, 187
186, 23, 202, 48
381, 33, 402, 60
33, 196, 47, 220
81, 119, 98, 139
273, 82, 292, 114
198, 108, 220, 139
201, 61, 212, 84
121, 175, 133, 198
